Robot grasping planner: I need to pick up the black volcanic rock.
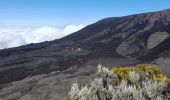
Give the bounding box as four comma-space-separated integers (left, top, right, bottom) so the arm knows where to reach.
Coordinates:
0, 9, 170, 85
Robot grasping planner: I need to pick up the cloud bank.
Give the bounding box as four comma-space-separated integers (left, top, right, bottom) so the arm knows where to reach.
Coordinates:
0, 25, 85, 49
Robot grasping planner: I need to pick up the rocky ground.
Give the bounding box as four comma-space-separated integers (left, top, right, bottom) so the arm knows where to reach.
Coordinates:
0, 9, 170, 100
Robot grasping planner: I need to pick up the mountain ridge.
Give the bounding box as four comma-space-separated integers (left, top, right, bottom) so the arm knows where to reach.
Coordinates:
0, 9, 170, 85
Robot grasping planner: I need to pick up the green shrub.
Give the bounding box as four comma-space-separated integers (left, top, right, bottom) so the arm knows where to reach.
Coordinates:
65, 64, 170, 100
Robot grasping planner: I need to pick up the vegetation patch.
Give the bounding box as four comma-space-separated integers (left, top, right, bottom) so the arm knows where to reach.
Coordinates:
64, 64, 170, 100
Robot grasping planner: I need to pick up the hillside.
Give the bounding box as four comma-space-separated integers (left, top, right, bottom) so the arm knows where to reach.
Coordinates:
0, 9, 170, 100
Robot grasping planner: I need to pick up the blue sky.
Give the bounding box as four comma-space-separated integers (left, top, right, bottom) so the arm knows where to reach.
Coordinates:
0, 0, 170, 27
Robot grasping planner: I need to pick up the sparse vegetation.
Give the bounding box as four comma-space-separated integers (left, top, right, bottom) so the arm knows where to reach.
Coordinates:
65, 64, 170, 100
63, 96, 70, 100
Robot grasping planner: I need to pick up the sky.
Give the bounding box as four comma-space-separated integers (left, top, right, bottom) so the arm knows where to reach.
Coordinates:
0, 0, 170, 27
0, 0, 170, 49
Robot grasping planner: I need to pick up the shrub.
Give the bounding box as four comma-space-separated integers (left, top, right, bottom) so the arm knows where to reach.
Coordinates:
63, 96, 70, 100
112, 64, 170, 83
65, 64, 170, 100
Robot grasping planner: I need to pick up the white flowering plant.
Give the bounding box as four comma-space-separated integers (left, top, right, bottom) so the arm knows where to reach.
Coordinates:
65, 64, 170, 100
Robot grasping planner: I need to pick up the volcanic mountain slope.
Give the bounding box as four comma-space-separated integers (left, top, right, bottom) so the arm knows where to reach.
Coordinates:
0, 9, 170, 100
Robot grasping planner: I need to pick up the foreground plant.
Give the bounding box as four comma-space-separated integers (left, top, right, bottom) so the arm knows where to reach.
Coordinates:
65, 64, 170, 100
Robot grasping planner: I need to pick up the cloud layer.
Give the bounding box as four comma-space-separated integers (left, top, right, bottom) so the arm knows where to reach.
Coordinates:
0, 25, 85, 49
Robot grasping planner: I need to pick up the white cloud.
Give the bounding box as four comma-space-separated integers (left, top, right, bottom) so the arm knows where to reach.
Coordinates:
0, 25, 85, 49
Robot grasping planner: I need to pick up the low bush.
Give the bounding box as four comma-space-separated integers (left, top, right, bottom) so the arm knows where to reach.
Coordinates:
65, 64, 170, 100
